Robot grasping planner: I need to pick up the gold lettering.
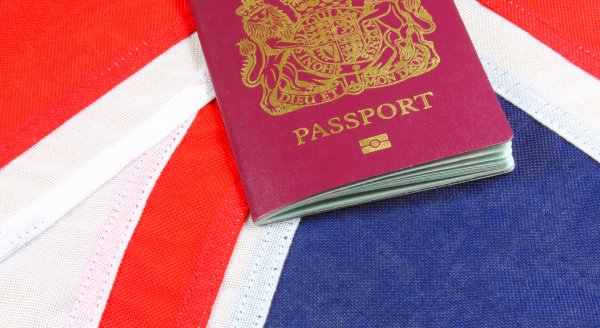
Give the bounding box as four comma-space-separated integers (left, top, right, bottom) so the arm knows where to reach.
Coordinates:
279, 93, 318, 106
311, 123, 330, 141
306, 95, 317, 105
413, 91, 434, 109
328, 117, 344, 134
358, 108, 375, 125
377, 103, 397, 120
291, 91, 436, 145
344, 112, 360, 129
364, 73, 399, 88
293, 128, 309, 145
279, 93, 292, 103
396, 98, 420, 115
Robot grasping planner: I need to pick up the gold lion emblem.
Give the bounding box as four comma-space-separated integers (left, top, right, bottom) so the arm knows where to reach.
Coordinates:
236, 0, 440, 115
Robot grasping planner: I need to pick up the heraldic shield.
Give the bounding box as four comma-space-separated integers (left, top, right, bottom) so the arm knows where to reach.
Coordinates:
236, 0, 441, 115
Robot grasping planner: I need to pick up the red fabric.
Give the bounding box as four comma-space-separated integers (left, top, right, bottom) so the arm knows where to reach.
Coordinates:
0, 0, 195, 168
100, 101, 249, 328
479, 0, 600, 78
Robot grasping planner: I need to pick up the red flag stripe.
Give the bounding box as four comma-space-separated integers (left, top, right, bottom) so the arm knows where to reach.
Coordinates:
0, 0, 195, 168
478, 0, 600, 78
100, 102, 249, 328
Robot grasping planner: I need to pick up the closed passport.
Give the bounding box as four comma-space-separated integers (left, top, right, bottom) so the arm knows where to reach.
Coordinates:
190, 0, 513, 221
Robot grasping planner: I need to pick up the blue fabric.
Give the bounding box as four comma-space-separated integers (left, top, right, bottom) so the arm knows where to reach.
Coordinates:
266, 97, 600, 327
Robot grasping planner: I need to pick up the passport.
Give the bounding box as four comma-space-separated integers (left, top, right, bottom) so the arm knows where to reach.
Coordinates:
190, 0, 514, 224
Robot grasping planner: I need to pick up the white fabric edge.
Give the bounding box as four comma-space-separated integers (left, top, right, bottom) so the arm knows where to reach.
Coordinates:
0, 35, 215, 261
456, 0, 600, 163
0, 86, 212, 261
65, 116, 195, 328
482, 57, 600, 163
207, 217, 300, 328
0, 116, 194, 327
0, 34, 210, 222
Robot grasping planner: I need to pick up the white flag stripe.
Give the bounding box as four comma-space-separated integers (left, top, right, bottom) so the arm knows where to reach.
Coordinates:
457, 0, 600, 163
0, 120, 191, 328
67, 119, 194, 328
0, 34, 215, 261
208, 217, 300, 328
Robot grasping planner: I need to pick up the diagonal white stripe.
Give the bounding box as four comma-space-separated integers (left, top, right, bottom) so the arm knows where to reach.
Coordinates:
456, 0, 600, 163
66, 118, 194, 328
207, 217, 300, 328
0, 120, 192, 327
0, 34, 215, 261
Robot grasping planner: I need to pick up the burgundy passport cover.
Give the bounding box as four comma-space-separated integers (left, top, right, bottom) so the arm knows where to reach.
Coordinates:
190, 0, 513, 220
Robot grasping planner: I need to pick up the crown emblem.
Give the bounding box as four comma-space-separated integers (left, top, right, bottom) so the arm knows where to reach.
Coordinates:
236, 0, 441, 115
281, 0, 352, 16
236, 0, 266, 17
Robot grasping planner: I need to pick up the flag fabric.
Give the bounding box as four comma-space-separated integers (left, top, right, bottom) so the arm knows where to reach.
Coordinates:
0, 0, 598, 327
480, 0, 600, 79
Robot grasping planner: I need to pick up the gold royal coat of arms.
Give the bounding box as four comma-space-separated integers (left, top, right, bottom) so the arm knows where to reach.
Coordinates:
236, 0, 440, 115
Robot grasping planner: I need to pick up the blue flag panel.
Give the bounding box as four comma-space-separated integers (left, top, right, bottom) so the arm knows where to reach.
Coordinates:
266, 97, 600, 327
